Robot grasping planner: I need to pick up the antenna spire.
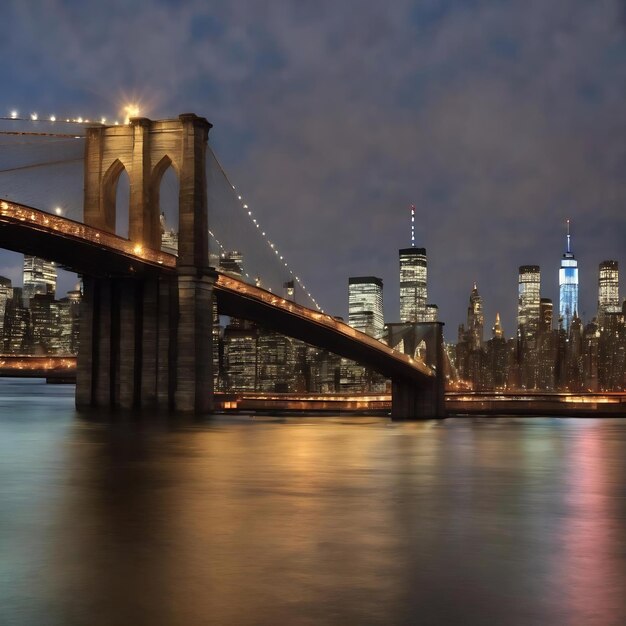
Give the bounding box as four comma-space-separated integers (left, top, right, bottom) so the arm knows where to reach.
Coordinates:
566, 218, 571, 254
410, 204, 415, 247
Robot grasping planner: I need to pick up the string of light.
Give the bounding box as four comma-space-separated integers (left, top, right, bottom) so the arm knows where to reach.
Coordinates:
3, 102, 141, 126
3, 113, 117, 125
208, 150, 323, 312
3, 110, 324, 311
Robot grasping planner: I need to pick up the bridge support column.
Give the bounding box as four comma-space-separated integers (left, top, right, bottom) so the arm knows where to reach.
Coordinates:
156, 276, 176, 410
174, 272, 215, 413
139, 278, 159, 409
172, 113, 214, 414
76, 276, 114, 409
391, 322, 446, 420
76, 276, 96, 409
391, 378, 445, 419
117, 279, 142, 409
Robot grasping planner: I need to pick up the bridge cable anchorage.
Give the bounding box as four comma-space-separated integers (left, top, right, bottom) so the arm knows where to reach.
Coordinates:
207, 149, 324, 313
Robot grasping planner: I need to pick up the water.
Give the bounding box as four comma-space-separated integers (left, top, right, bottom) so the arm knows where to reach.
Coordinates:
1, 378, 625, 626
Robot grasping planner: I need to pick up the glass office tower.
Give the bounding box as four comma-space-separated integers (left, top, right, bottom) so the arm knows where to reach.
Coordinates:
518, 265, 541, 340
22, 256, 56, 305
348, 276, 384, 339
598, 260, 619, 321
399, 247, 427, 323
559, 220, 578, 332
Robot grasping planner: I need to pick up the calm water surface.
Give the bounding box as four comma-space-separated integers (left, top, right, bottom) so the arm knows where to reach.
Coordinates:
1, 379, 626, 626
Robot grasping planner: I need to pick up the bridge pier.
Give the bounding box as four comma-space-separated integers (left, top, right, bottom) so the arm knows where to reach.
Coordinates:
391, 378, 445, 419
77, 113, 215, 416
174, 272, 215, 413
390, 322, 446, 420
76, 272, 217, 414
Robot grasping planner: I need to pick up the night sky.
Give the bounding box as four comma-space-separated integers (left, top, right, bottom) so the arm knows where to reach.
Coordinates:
1, 0, 625, 340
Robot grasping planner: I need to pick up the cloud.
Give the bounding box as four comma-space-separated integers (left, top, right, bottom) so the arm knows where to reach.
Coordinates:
2, 0, 625, 336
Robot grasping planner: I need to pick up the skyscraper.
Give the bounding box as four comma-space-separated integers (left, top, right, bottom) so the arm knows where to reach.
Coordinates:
22, 255, 56, 305
218, 250, 244, 277
559, 220, 578, 332
598, 260, 620, 323
518, 265, 541, 388
537, 297, 556, 390
425, 304, 439, 322
348, 276, 384, 338
0, 276, 12, 339
492, 312, 504, 339
466, 282, 484, 349
399, 247, 427, 323
518, 265, 541, 337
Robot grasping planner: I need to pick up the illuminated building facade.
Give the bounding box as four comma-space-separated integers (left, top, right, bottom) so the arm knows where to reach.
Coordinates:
537, 298, 555, 390
518, 265, 541, 340
219, 250, 244, 278
485, 314, 509, 389
467, 283, 484, 350
598, 260, 620, 323
559, 221, 578, 332
22, 256, 56, 305
399, 247, 427, 323
3, 287, 31, 354
518, 265, 541, 388
30, 294, 61, 354
222, 324, 258, 391
425, 304, 439, 322
348, 276, 384, 339
256, 330, 296, 393
492, 312, 504, 339
0, 276, 12, 339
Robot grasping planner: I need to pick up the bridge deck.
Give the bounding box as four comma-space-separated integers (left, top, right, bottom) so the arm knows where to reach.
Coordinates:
0, 198, 432, 382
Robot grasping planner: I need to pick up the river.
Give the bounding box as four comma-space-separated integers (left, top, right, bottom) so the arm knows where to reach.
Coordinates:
1, 378, 625, 625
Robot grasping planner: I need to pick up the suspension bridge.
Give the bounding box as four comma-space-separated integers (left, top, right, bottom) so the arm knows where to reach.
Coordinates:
0, 113, 445, 418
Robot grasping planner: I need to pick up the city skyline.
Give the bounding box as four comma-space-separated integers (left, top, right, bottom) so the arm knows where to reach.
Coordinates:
1, 0, 625, 339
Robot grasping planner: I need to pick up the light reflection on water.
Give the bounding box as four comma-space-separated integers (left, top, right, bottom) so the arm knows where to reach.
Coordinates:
1, 379, 625, 626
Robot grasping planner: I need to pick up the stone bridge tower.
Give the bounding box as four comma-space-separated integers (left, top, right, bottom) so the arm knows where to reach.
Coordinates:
77, 114, 214, 413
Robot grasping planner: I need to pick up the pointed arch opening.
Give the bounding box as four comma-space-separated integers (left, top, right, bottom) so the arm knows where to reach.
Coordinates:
101, 159, 130, 238
151, 155, 180, 254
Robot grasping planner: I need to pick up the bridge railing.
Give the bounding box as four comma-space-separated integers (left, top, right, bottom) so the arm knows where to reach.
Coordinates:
215, 274, 433, 377
0, 199, 176, 269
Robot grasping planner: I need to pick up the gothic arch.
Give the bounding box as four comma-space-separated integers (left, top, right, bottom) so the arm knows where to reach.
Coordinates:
100, 159, 127, 235
84, 114, 211, 260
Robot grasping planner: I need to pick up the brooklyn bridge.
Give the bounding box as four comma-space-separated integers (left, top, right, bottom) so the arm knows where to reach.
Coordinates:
0, 114, 445, 418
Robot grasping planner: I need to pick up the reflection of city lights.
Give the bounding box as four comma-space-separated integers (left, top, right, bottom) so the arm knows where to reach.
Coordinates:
133, 244, 143, 255
54, 207, 62, 215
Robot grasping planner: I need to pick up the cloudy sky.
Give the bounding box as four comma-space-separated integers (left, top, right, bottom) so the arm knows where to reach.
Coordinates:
1, 0, 625, 339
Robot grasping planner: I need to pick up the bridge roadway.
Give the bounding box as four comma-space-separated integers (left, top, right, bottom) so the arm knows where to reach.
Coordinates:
0, 199, 433, 385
